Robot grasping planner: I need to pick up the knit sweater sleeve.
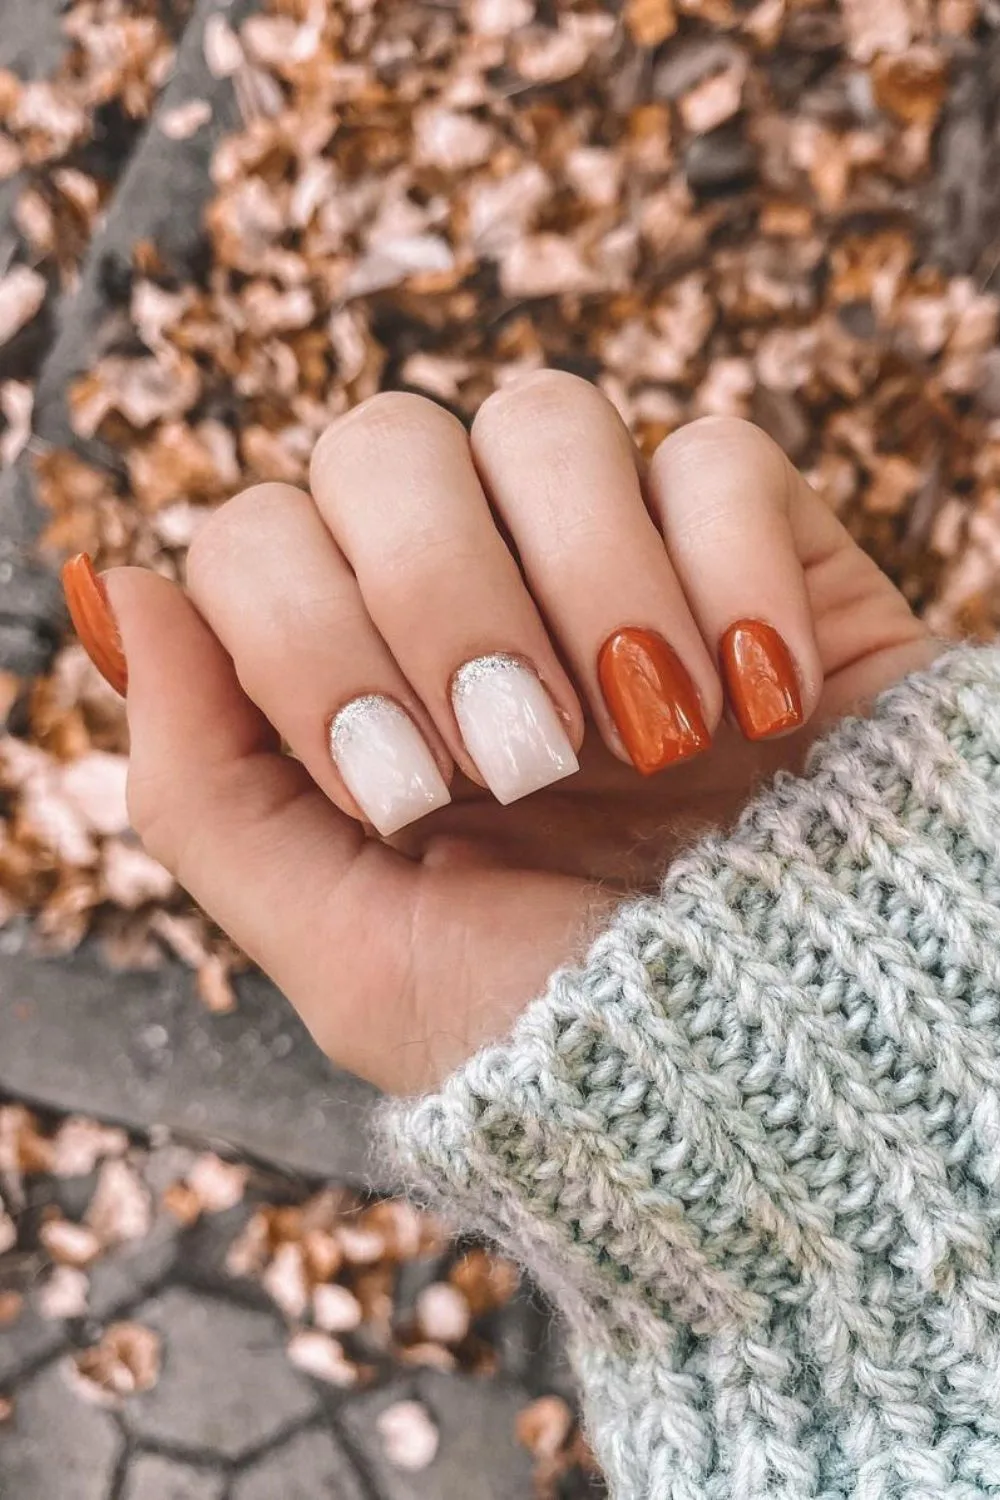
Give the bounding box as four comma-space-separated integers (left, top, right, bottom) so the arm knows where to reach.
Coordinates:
384, 643, 1000, 1500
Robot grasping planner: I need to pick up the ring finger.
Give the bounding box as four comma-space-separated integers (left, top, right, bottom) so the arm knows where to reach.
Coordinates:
472, 371, 722, 773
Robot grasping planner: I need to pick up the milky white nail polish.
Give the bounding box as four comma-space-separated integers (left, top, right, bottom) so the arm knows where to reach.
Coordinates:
329, 696, 450, 837
451, 654, 579, 805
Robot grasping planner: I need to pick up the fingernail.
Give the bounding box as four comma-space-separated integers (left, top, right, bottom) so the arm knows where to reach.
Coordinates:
329, 696, 451, 837
598, 627, 710, 775
61, 553, 128, 697
720, 619, 803, 741
451, 654, 578, 805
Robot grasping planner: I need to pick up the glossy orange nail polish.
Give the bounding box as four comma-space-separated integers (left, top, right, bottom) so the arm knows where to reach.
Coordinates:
598, 628, 711, 774
720, 619, 802, 741
61, 553, 127, 697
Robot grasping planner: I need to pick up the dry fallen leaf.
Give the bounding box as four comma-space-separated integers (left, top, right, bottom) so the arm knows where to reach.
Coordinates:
0, 266, 46, 347
50, 1117, 128, 1178
69, 1322, 161, 1406
376, 1400, 440, 1472
185, 1153, 248, 1215
313, 1283, 363, 1334
415, 1283, 471, 1345
517, 1395, 575, 1459
0, 1291, 23, 1327
85, 1159, 152, 1246
0, 380, 33, 465
38, 1265, 90, 1320
263, 1241, 309, 1321
40, 1219, 102, 1268
450, 1249, 520, 1314
287, 1330, 359, 1386
159, 99, 212, 140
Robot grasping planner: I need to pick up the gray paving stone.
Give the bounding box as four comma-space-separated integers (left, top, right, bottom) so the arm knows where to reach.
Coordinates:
340, 1373, 535, 1500
0, 1359, 121, 1500
231, 1426, 367, 1500
123, 1288, 318, 1461
0, 945, 385, 1186
0, 0, 66, 76
0, 1300, 67, 1385
121, 1454, 225, 1500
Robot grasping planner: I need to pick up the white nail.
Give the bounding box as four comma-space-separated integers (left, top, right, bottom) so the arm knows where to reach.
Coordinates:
451, 654, 579, 805
329, 696, 451, 837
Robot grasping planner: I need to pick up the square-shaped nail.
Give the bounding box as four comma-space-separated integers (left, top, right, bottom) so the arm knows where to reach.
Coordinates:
719, 619, 803, 741
451, 654, 578, 805
329, 696, 451, 836
598, 628, 710, 774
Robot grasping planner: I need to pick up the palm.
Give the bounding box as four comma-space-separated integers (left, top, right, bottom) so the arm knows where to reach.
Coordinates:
327, 537, 935, 1090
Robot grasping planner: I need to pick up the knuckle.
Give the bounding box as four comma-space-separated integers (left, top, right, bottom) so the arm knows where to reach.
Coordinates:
473, 369, 611, 453
651, 415, 782, 483
310, 392, 464, 491
185, 483, 308, 593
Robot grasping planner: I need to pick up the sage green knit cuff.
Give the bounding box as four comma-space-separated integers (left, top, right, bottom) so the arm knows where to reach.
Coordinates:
384, 643, 1000, 1350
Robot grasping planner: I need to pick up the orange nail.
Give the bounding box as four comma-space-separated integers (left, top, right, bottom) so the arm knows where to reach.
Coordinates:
598, 628, 711, 775
61, 553, 127, 697
720, 619, 802, 741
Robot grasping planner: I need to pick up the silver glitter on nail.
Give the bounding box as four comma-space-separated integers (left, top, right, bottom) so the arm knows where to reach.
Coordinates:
450, 653, 525, 702
329, 694, 406, 755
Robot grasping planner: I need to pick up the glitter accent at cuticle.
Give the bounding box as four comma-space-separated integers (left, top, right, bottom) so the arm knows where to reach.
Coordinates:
450, 653, 526, 701
329, 694, 406, 755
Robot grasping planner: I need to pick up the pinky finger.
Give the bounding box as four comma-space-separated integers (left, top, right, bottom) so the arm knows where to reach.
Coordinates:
647, 418, 823, 741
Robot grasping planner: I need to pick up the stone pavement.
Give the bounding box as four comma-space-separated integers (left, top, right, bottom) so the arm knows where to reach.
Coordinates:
0, 928, 590, 1499
0, 1280, 546, 1498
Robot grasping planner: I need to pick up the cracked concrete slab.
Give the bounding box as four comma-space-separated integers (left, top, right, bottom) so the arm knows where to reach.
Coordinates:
122, 1288, 318, 1461
0, 943, 385, 1186
0, 1359, 121, 1500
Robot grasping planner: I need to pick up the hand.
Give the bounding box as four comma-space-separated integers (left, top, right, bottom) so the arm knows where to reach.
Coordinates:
70, 377, 937, 1091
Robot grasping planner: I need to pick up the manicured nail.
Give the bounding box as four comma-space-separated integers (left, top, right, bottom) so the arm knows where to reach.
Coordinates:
719, 619, 803, 741
451, 654, 578, 805
61, 553, 128, 697
329, 696, 451, 837
598, 628, 710, 775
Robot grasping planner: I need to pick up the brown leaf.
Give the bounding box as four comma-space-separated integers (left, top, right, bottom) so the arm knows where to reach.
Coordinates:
40, 1218, 102, 1267
0, 266, 46, 347
415, 1283, 470, 1345
159, 99, 213, 140
86, 1159, 152, 1246
69, 1322, 161, 1406
50, 1117, 128, 1177
312, 1283, 363, 1334
516, 1395, 575, 1458
625, 0, 678, 45
449, 1249, 519, 1314
872, 47, 948, 127
196, 953, 238, 1014
0, 381, 34, 465
38, 1265, 89, 1320
0, 1291, 23, 1327
287, 1330, 359, 1386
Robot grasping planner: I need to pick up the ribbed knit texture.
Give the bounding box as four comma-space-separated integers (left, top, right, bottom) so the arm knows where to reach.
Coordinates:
385, 644, 1000, 1500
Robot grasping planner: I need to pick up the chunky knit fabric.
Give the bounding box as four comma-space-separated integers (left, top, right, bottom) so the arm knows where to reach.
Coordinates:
387, 644, 1000, 1500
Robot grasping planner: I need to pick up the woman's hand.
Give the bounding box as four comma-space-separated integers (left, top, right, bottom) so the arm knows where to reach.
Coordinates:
70, 376, 937, 1091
